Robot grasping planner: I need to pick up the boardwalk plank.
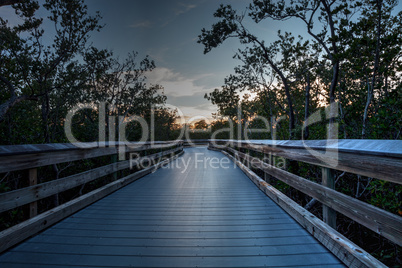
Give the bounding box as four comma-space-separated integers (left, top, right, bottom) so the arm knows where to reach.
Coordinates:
0, 252, 342, 267
42, 228, 309, 239
48, 222, 301, 232
30, 234, 319, 247
12, 243, 330, 256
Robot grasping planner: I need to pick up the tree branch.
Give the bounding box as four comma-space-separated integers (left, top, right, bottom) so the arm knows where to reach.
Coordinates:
0, 0, 21, 7
0, 75, 38, 122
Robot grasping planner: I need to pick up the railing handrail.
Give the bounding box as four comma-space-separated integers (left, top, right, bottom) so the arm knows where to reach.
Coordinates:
209, 139, 402, 184
0, 141, 183, 173
0, 141, 182, 156
2, 139, 399, 156
208, 139, 402, 157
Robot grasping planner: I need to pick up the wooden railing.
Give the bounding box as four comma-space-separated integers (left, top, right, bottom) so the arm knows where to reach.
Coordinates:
0, 139, 400, 267
0, 141, 183, 252
209, 139, 402, 268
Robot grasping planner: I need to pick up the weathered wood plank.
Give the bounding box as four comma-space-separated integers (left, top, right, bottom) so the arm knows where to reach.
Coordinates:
322, 167, 337, 229
218, 148, 387, 268
0, 147, 117, 173
0, 142, 182, 173
226, 141, 402, 184
224, 147, 402, 247
0, 141, 181, 156
264, 153, 272, 183
0, 151, 184, 253
0, 147, 181, 213
210, 139, 402, 157
28, 168, 37, 218
0, 143, 95, 156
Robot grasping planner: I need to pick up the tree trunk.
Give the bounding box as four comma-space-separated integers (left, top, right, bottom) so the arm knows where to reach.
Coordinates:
327, 62, 339, 140
304, 73, 310, 140
362, 0, 382, 138
321, 0, 340, 140
263, 89, 275, 140
249, 36, 296, 139
41, 93, 51, 143
0, 75, 38, 122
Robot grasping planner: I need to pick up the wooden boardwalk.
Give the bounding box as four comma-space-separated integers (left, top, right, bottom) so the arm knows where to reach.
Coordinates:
0, 147, 344, 267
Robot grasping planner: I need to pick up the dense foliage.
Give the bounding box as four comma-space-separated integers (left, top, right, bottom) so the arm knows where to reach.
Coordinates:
199, 0, 401, 141
0, 0, 177, 145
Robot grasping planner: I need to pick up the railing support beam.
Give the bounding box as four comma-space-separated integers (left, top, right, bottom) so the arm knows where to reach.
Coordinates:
264, 153, 272, 183
322, 167, 336, 229
29, 168, 37, 218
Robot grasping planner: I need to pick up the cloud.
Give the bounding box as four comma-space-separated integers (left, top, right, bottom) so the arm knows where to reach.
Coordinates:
130, 20, 152, 28
177, 106, 216, 122
147, 67, 181, 84
174, 3, 197, 16
193, 74, 222, 89
146, 67, 218, 119
158, 2, 198, 27
146, 67, 215, 97
168, 93, 207, 107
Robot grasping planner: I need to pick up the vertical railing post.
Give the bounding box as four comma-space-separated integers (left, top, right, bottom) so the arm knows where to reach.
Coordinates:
29, 168, 37, 218
264, 153, 272, 183
322, 167, 336, 229
144, 146, 148, 165
246, 148, 250, 169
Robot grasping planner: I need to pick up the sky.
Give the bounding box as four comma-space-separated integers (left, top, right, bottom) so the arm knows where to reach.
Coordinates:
2, 0, 400, 124
82, 0, 307, 123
